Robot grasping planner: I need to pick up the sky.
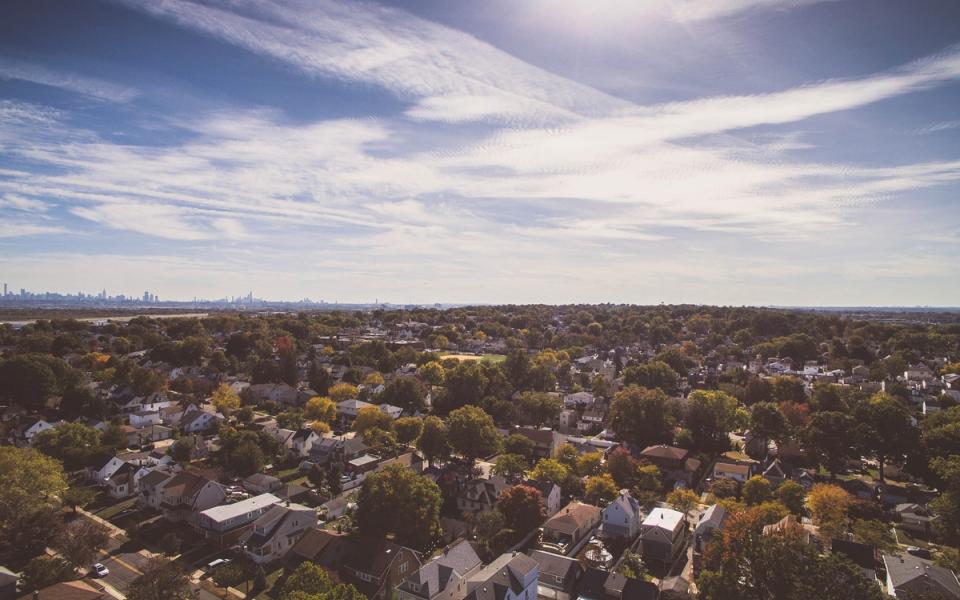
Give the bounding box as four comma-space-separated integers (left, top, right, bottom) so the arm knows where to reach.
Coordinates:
1, 0, 959, 306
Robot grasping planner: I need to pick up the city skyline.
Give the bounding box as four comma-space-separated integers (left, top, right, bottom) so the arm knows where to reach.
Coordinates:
2, 0, 960, 305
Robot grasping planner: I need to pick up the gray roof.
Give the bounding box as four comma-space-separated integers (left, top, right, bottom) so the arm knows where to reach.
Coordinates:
527, 550, 582, 580
883, 554, 960, 598
200, 493, 281, 523
400, 540, 481, 599
465, 553, 538, 600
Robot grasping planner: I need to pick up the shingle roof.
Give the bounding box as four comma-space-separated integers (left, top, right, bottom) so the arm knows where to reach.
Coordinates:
543, 502, 601, 535
640, 445, 688, 461
883, 554, 960, 598
400, 539, 482, 599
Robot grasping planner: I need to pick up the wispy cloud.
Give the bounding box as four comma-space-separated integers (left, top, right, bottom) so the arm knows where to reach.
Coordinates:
0, 58, 137, 102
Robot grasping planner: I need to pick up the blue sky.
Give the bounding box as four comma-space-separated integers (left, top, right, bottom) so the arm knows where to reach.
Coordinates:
1, 0, 959, 305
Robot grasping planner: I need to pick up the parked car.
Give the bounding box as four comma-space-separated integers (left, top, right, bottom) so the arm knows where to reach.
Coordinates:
207, 558, 231, 571
906, 546, 932, 559
91, 563, 109, 578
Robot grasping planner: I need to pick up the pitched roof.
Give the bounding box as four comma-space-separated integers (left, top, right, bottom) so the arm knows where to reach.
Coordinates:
643, 507, 684, 532
465, 553, 538, 600
27, 580, 105, 600
161, 470, 214, 499
400, 540, 482, 599
543, 502, 601, 535
527, 550, 582, 581
883, 554, 960, 598
640, 445, 688, 461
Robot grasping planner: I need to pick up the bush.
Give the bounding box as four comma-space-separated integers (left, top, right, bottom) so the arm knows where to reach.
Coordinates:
158, 532, 182, 556
213, 563, 246, 588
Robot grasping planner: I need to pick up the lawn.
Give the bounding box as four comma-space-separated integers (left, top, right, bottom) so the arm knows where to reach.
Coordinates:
895, 526, 931, 548
94, 497, 137, 521
437, 352, 507, 364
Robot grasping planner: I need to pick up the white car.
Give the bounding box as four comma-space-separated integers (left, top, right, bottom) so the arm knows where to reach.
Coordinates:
92, 563, 110, 578
207, 558, 231, 571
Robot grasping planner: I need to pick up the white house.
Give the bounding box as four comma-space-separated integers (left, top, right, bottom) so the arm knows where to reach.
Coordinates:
129, 410, 161, 428
88, 456, 128, 484
291, 429, 321, 458
640, 508, 686, 566
563, 391, 596, 408
180, 410, 221, 433
524, 479, 563, 516
601, 490, 643, 540
694, 504, 729, 552
198, 493, 283, 546
337, 399, 374, 426
379, 403, 403, 420
17, 418, 55, 445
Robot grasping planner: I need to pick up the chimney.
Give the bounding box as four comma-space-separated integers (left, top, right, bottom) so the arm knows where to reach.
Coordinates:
34, 591, 40, 600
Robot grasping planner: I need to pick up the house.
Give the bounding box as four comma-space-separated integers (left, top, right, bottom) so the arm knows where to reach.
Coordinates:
247, 383, 304, 407
527, 550, 583, 595
842, 478, 879, 501
694, 504, 728, 553
457, 476, 509, 515
348, 454, 381, 475
337, 400, 374, 426
198, 493, 283, 547
463, 552, 538, 600
291, 529, 421, 600
563, 391, 596, 408
396, 539, 483, 600
712, 460, 752, 483
639, 445, 701, 488
377, 452, 426, 475
128, 410, 161, 428
180, 410, 221, 434
27, 579, 106, 600
896, 503, 939, 537
243, 473, 283, 494
578, 410, 605, 435
574, 567, 657, 600
639, 508, 686, 566
761, 459, 787, 488
105, 462, 139, 499
880, 483, 911, 507
243, 502, 317, 564
380, 404, 404, 420
87, 455, 128, 484
513, 428, 563, 459
15, 417, 54, 445
558, 410, 578, 434
522, 479, 563, 517
320, 496, 353, 521
905, 363, 935, 382
137, 468, 177, 509
600, 490, 642, 540
541, 501, 602, 556
291, 429, 321, 458
157, 470, 227, 525
763, 515, 820, 548
883, 554, 960, 599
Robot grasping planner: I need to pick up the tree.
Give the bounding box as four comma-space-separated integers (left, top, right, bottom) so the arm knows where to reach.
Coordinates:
498, 485, 545, 532
329, 383, 359, 403
606, 447, 640, 489
63, 486, 98, 512
742, 476, 772, 506
0, 354, 59, 411
211, 383, 241, 414
55, 520, 109, 568
684, 390, 741, 453
617, 551, 647, 580
776, 481, 806, 515
749, 402, 787, 445
504, 434, 535, 458
622, 361, 679, 393
856, 393, 917, 481
667, 488, 699, 520
20, 556, 74, 592
212, 563, 246, 589
474, 509, 505, 557
697, 506, 883, 600
707, 478, 739, 499
353, 405, 393, 435
281, 561, 366, 600
516, 392, 562, 427
851, 519, 897, 554
492, 454, 528, 480
584, 474, 618, 505
127, 558, 193, 600
416, 361, 445, 386
609, 386, 675, 448
931, 455, 960, 543
229, 440, 265, 476
417, 416, 451, 466
379, 376, 425, 413
0, 446, 67, 563
158, 532, 182, 556
801, 411, 857, 477
806, 484, 851, 539
446, 405, 502, 462
394, 416, 424, 445
444, 361, 489, 411
305, 396, 337, 423
355, 465, 441, 550
530, 458, 569, 487
575, 451, 604, 477
34, 423, 101, 471
169, 436, 194, 462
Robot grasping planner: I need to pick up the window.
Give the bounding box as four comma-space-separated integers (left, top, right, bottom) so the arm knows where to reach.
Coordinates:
400, 561, 409, 574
